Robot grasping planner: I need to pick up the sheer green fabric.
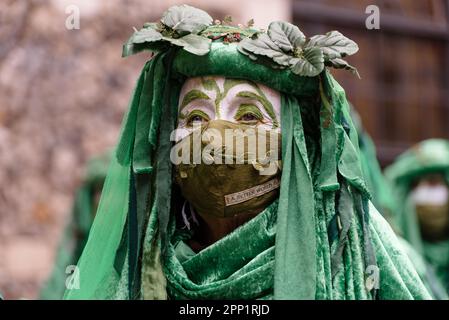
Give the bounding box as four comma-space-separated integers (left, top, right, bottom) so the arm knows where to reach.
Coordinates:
385, 139, 449, 293
40, 151, 112, 300
64, 42, 431, 300
63, 148, 132, 299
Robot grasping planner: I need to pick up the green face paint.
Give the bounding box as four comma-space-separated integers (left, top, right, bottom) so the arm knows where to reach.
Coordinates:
180, 89, 210, 111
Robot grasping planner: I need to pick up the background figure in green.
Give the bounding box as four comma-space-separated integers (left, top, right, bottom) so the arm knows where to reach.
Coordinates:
39, 151, 111, 299
64, 5, 431, 300
352, 108, 447, 299
386, 139, 449, 294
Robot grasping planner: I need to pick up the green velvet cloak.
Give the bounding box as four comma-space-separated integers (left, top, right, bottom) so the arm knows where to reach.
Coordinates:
385, 139, 449, 293
63, 42, 431, 300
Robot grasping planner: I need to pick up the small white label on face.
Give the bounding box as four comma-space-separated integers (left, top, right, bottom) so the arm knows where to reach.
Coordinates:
224, 178, 280, 206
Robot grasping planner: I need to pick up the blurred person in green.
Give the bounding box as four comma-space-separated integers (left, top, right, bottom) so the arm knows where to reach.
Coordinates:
39, 151, 112, 299
351, 108, 396, 221
63, 5, 432, 300
352, 109, 447, 299
386, 139, 449, 293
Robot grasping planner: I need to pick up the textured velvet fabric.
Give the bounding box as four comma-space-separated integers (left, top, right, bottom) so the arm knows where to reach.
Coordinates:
353, 110, 447, 299
172, 42, 319, 98
165, 200, 278, 299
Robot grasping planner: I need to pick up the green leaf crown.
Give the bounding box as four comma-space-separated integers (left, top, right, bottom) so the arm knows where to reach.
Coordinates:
123, 4, 359, 77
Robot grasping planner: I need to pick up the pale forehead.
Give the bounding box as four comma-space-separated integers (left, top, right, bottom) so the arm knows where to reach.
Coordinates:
178, 76, 280, 100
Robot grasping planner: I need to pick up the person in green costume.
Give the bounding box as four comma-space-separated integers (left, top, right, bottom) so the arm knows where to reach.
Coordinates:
352, 108, 447, 299
64, 5, 431, 300
40, 151, 112, 299
386, 139, 449, 293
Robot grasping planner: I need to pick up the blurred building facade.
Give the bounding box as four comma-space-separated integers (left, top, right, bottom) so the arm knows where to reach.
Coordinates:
293, 0, 449, 165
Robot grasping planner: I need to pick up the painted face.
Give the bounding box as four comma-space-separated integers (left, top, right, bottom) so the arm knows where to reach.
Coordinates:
173, 76, 282, 221
175, 76, 281, 140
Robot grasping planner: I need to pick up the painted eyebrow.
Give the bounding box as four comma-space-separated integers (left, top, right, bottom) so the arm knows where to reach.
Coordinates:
234, 104, 264, 121
179, 89, 211, 112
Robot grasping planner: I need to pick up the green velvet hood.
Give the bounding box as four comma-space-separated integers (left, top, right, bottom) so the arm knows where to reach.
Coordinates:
64, 5, 430, 300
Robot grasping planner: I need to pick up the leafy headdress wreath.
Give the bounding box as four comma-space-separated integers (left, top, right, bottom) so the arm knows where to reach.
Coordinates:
123, 5, 359, 77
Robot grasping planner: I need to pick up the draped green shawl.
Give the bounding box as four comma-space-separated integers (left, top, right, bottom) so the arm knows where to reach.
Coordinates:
63, 41, 431, 300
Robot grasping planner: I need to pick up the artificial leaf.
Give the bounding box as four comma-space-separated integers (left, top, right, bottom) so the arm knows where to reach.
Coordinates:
131, 27, 163, 44
142, 22, 162, 31
122, 41, 167, 57
238, 46, 258, 61
306, 31, 358, 59
268, 21, 305, 52
237, 33, 292, 67
326, 58, 361, 78
290, 47, 324, 77
161, 4, 213, 35
166, 33, 211, 55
